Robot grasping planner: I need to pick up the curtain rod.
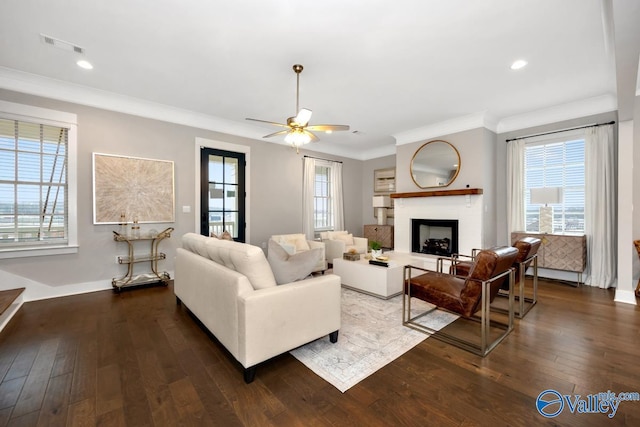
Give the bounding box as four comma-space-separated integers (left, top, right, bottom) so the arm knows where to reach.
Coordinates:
505, 121, 615, 143
303, 155, 343, 164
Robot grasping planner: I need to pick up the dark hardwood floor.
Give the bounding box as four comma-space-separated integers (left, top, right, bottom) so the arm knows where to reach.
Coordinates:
0, 279, 638, 426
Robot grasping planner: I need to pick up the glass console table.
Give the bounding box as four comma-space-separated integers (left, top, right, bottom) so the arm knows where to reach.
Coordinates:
112, 227, 174, 292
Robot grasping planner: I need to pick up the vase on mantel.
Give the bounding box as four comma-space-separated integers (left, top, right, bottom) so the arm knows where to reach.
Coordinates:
371, 249, 383, 259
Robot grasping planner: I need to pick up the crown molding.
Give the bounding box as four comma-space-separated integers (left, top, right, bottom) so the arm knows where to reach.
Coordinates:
496, 94, 617, 134
393, 111, 498, 146
0, 67, 397, 161
0, 67, 621, 161
0, 66, 269, 140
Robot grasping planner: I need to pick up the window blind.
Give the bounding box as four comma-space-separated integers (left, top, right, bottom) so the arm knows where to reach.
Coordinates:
0, 118, 68, 245
524, 137, 585, 233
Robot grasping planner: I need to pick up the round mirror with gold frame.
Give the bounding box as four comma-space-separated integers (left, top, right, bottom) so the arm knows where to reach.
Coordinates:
410, 140, 461, 189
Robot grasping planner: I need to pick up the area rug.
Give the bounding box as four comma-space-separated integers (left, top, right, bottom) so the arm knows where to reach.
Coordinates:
290, 288, 458, 392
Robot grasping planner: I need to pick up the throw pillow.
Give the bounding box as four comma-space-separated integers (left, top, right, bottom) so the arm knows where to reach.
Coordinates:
294, 237, 311, 252
327, 230, 348, 240
210, 232, 218, 238
267, 239, 321, 285
335, 233, 354, 246
220, 231, 233, 241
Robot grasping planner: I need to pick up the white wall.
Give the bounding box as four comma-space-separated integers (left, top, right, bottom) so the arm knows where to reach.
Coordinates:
616, 120, 635, 303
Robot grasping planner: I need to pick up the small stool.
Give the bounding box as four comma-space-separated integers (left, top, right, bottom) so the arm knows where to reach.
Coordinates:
634, 240, 640, 298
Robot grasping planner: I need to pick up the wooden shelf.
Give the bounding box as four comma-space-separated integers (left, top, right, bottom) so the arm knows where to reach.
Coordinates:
390, 188, 483, 199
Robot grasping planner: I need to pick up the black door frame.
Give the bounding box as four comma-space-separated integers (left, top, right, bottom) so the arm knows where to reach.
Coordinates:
200, 147, 246, 242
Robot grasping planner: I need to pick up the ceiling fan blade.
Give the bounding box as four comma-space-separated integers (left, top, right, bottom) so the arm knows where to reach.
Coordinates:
262, 130, 290, 138
294, 108, 312, 126
246, 118, 290, 128
306, 124, 350, 132
304, 130, 319, 142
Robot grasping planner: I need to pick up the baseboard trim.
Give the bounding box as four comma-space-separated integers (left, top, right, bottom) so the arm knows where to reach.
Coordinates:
614, 289, 637, 305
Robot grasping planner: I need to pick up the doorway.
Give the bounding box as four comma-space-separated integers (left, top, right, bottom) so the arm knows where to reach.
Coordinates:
200, 147, 246, 242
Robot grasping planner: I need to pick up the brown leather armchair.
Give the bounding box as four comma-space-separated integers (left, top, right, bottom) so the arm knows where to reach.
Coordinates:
403, 246, 519, 356
450, 237, 541, 318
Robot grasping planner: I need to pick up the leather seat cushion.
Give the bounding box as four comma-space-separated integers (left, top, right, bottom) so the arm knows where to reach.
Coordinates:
408, 272, 477, 317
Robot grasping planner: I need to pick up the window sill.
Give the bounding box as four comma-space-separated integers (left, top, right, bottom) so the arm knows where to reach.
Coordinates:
0, 245, 79, 260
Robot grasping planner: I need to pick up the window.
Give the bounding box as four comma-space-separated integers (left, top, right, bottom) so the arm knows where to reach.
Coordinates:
524, 132, 585, 234
314, 164, 333, 231
0, 100, 77, 258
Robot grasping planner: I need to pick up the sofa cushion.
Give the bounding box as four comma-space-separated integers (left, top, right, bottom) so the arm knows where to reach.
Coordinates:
182, 232, 212, 258
182, 233, 277, 290
335, 233, 354, 246
274, 233, 311, 253
295, 238, 310, 252
326, 230, 349, 240
267, 239, 321, 285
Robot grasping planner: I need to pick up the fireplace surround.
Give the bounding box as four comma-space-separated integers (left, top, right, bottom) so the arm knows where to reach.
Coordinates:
392, 188, 489, 256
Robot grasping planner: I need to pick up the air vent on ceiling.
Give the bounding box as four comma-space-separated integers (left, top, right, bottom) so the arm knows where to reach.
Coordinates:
40, 33, 84, 54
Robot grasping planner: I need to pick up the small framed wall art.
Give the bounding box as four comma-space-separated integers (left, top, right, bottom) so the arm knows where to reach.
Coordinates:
374, 167, 396, 193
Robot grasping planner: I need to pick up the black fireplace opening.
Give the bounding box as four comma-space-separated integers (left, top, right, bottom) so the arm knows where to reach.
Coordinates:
411, 219, 459, 256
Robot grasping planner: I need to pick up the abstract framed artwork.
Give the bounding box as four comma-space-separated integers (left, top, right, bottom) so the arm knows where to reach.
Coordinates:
92, 153, 175, 224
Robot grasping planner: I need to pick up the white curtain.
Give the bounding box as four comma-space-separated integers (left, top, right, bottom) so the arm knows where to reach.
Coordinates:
585, 124, 616, 288
331, 161, 345, 231
302, 157, 345, 240
506, 138, 526, 237
302, 157, 316, 240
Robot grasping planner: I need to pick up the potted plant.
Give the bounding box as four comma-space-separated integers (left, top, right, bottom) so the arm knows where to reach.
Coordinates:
369, 241, 383, 259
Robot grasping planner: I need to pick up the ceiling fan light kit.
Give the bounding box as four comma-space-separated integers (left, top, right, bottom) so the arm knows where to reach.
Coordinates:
246, 64, 349, 153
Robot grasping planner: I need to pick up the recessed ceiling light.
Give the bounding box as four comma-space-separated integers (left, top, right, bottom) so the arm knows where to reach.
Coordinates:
76, 59, 93, 70
510, 59, 528, 70
325, 130, 332, 134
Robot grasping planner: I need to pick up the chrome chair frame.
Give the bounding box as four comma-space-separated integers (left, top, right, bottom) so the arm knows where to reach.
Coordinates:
498, 254, 538, 318
402, 264, 515, 357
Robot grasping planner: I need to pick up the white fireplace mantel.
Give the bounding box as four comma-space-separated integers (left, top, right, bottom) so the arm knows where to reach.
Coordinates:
392, 188, 484, 255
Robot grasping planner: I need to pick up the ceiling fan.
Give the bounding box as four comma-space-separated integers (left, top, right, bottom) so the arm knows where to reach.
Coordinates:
246, 64, 350, 153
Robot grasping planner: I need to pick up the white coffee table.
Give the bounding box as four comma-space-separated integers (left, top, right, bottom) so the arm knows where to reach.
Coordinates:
332, 252, 442, 299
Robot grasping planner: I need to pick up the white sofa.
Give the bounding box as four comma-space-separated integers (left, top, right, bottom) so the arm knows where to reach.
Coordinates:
174, 233, 341, 383
320, 230, 368, 265
270, 233, 327, 273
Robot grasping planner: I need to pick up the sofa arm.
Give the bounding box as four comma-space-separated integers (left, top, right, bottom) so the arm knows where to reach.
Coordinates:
323, 239, 346, 262
307, 240, 327, 271
237, 274, 341, 368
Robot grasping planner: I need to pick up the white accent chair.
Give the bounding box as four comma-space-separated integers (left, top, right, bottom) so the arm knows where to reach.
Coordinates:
320, 230, 368, 265
270, 233, 327, 273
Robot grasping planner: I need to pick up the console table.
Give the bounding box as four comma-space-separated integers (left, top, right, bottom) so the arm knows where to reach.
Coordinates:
511, 232, 586, 285
112, 227, 173, 292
